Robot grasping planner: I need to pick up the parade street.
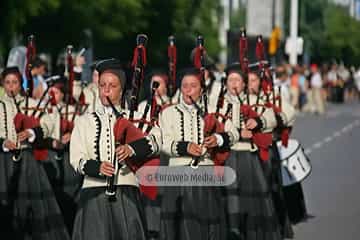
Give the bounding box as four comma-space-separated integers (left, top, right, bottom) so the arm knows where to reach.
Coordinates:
292, 101, 360, 240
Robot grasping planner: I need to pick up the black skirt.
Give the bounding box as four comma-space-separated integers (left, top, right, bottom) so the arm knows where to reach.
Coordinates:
267, 144, 294, 239
225, 150, 282, 240
72, 185, 147, 240
0, 152, 14, 205
141, 192, 161, 239
283, 183, 308, 224
0, 152, 16, 235
8, 150, 70, 240
160, 180, 227, 240
42, 150, 83, 233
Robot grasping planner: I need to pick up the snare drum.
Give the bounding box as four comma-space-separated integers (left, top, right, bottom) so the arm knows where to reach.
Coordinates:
276, 139, 312, 186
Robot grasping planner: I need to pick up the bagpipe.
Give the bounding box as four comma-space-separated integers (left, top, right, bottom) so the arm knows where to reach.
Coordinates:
237, 31, 273, 161
254, 35, 291, 148
168, 35, 177, 98
189, 36, 230, 169
106, 34, 159, 200
129, 34, 148, 120
12, 35, 50, 161
107, 96, 159, 200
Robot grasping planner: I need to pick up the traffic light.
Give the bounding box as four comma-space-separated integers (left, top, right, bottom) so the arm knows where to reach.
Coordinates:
269, 27, 281, 55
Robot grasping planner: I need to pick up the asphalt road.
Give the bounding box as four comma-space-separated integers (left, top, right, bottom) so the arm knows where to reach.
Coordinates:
291, 101, 360, 240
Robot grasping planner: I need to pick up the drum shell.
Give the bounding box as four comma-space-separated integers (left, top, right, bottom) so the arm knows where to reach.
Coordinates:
276, 139, 312, 186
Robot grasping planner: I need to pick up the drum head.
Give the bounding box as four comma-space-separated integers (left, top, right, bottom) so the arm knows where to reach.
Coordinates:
276, 139, 300, 160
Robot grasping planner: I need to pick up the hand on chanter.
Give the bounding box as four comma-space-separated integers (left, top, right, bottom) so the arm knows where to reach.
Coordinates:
100, 162, 115, 177
115, 144, 134, 163
203, 135, 218, 148
240, 129, 253, 139
17, 130, 32, 142
245, 118, 258, 130
61, 133, 71, 145
187, 143, 203, 157
3, 139, 17, 150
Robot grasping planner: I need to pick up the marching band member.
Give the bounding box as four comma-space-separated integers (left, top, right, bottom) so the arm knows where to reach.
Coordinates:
137, 70, 172, 123
221, 63, 282, 240
171, 63, 221, 106
70, 59, 161, 240
30, 76, 83, 233
159, 68, 239, 240
80, 62, 101, 113
136, 70, 171, 239
248, 71, 295, 238
0, 66, 70, 239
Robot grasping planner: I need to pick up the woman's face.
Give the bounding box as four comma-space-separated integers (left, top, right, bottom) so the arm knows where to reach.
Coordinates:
248, 72, 260, 94
98, 72, 122, 106
226, 72, 244, 96
3, 73, 21, 96
49, 86, 64, 104
181, 75, 202, 105
151, 75, 167, 97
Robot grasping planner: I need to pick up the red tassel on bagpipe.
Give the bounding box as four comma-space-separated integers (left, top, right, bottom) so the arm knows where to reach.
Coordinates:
193, 36, 206, 86
131, 43, 147, 83
239, 31, 248, 64
168, 36, 177, 93
66, 46, 75, 105
239, 29, 249, 76
79, 91, 86, 106
255, 35, 265, 63
25, 35, 36, 95
193, 47, 202, 70
131, 45, 147, 68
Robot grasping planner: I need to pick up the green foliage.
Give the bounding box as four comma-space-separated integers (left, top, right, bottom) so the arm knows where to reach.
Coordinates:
0, 0, 221, 68
230, 4, 246, 30
285, 0, 360, 66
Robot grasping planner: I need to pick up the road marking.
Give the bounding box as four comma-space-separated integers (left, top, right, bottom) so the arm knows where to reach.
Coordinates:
313, 142, 323, 149
333, 131, 342, 137
304, 119, 360, 156
304, 148, 312, 155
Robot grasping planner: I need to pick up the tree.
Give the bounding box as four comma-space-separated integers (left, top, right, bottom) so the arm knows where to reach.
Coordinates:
0, 0, 221, 70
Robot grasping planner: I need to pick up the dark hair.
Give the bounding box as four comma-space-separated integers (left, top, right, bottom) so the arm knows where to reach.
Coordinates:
180, 67, 204, 89
1, 66, 23, 85
227, 70, 246, 83
32, 57, 47, 68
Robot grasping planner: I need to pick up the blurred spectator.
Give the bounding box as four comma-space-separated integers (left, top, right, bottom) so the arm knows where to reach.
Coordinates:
327, 63, 338, 86
290, 65, 301, 109
274, 65, 291, 102
310, 64, 325, 114
0, 76, 4, 98
298, 65, 307, 110
354, 67, 360, 101
26, 57, 47, 100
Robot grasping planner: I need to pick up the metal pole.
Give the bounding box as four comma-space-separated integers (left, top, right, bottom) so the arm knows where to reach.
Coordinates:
219, 0, 230, 65
289, 0, 298, 65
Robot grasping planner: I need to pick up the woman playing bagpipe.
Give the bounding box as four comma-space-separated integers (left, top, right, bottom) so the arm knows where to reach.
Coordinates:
0, 66, 70, 239
170, 38, 222, 107
29, 74, 84, 234
76, 60, 101, 113
248, 70, 295, 239
158, 65, 239, 239
137, 69, 172, 128
252, 70, 308, 225
219, 61, 283, 240
69, 58, 162, 240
